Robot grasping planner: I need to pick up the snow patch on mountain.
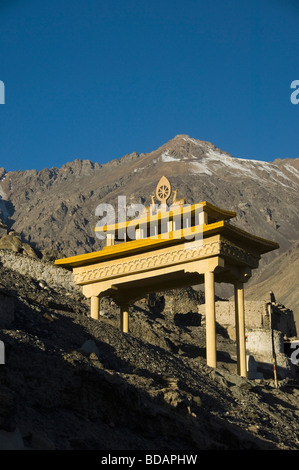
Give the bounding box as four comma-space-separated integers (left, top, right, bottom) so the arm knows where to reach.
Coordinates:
190, 161, 213, 176
161, 151, 181, 163
186, 148, 296, 188
0, 186, 6, 199
284, 163, 299, 179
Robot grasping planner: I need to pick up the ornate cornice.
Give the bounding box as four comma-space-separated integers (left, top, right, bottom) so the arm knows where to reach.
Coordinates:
220, 239, 260, 268
73, 239, 259, 285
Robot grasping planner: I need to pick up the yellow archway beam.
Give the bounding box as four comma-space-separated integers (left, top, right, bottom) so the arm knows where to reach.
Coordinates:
55, 220, 279, 270
94, 201, 236, 235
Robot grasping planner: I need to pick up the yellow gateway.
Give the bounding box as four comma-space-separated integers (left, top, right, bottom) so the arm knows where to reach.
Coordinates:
55, 177, 279, 377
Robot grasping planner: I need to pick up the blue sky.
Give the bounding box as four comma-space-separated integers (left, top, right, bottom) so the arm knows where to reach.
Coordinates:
0, 0, 298, 171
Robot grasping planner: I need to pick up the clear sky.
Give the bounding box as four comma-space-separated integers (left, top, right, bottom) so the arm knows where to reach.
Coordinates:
0, 0, 298, 171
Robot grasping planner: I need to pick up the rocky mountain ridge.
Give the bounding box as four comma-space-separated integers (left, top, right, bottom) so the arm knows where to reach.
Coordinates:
0, 134, 298, 320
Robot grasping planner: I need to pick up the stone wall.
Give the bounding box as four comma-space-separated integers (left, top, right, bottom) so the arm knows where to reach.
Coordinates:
0, 249, 77, 292
198, 300, 297, 339
197, 300, 268, 337
272, 304, 297, 338
246, 329, 290, 379
198, 299, 296, 379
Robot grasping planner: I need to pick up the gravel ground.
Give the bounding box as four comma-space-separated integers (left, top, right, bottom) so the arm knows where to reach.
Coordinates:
0, 264, 299, 451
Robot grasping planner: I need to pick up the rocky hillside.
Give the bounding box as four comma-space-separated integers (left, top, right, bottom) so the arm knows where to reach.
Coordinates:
0, 134, 298, 320
1, 135, 298, 256
0, 136, 298, 452
245, 243, 299, 314
0, 257, 298, 451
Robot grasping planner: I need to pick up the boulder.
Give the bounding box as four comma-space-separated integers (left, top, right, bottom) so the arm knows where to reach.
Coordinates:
0, 233, 22, 252
79, 340, 100, 357
21, 243, 39, 259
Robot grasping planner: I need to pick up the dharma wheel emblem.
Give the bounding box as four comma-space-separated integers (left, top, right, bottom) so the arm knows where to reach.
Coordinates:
156, 176, 172, 203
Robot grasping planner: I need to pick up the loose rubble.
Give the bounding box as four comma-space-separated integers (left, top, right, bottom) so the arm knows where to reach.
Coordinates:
0, 262, 298, 451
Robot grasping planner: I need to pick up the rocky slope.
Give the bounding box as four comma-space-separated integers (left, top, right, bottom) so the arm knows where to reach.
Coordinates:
0, 136, 299, 452
0, 259, 298, 451
0, 135, 298, 256
245, 242, 299, 317
0, 134, 298, 321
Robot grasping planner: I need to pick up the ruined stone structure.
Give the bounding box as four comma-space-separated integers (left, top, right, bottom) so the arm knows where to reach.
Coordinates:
198, 299, 297, 378
55, 177, 279, 377
198, 300, 296, 339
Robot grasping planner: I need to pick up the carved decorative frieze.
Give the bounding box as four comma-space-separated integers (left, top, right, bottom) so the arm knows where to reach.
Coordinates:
74, 239, 259, 285
220, 239, 260, 268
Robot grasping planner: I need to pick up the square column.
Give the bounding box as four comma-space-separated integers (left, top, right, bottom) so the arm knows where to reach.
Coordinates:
204, 271, 217, 368
234, 281, 247, 377
120, 303, 129, 333
106, 233, 115, 246
90, 295, 100, 320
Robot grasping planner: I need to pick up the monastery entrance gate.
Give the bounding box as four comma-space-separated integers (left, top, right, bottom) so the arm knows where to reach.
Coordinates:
56, 177, 279, 377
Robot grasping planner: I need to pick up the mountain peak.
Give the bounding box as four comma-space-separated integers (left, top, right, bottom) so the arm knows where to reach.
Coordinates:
167, 134, 215, 147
